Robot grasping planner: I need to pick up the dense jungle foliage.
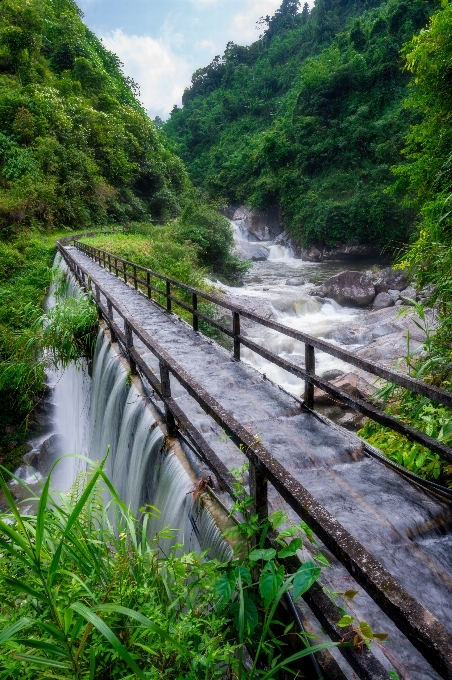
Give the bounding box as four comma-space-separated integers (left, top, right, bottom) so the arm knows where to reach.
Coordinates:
0, 0, 243, 451
0, 0, 187, 233
164, 0, 437, 249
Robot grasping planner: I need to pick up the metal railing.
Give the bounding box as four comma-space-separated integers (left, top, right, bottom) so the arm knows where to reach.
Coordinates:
73, 239, 452, 465
60, 240, 452, 680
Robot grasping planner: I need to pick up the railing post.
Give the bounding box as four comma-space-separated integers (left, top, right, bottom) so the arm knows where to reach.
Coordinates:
103, 251, 106, 268
123, 261, 127, 284
133, 265, 137, 290
192, 292, 198, 331
166, 280, 171, 313
107, 299, 116, 343
147, 271, 151, 299
94, 283, 100, 304
115, 257, 118, 277
233, 311, 241, 361
160, 362, 176, 435
108, 254, 112, 272
124, 320, 136, 374
304, 343, 315, 409
249, 463, 268, 523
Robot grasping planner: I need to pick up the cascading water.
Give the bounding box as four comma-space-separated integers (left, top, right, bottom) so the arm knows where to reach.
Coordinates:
16, 258, 231, 559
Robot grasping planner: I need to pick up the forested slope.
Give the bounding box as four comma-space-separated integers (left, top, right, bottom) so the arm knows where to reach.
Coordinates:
164, 0, 437, 249
0, 0, 187, 236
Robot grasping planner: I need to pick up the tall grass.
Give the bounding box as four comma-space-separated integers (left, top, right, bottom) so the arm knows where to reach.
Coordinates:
0, 457, 338, 679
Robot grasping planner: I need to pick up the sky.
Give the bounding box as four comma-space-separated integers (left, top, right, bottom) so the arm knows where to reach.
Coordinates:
77, 0, 313, 120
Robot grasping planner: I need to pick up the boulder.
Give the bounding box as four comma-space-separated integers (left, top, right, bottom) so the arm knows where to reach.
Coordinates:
321, 271, 376, 307
38, 434, 65, 476
399, 286, 417, 305
371, 322, 397, 338
375, 268, 409, 293
372, 292, 394, 309
285, 278, 305, 286
325, 327, 371, 345
321, 369, 344, 381
313, 372, 359, 404
233, 243, 269, 262
232, 205, 283, 241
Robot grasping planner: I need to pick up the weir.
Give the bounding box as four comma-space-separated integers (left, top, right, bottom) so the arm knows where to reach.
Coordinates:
51, 239, 452, 680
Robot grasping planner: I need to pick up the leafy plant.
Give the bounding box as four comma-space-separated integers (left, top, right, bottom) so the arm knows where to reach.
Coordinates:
0, 457, 339, 679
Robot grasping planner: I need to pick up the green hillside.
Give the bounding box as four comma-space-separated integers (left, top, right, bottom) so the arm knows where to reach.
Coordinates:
164, 0, 437, 249
0, 0, 187, 235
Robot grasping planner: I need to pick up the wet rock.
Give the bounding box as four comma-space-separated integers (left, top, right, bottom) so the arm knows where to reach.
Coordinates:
320, 271, 376, 307
372, 292, 394, 309
399, 286, 417, 305
233, 242, 269, 262
387, 289, 400, 299
374, 268, 410, 293
418, 282, 435, 305
38, 434, 64, 475
299, 243, 380, 261
337, 411, 366, 431
371, 323, 397, 339
321, 369, 344, 381
232, 205, 283, 241
285, 278, 305, 286
313, 372, 359, 404
325, 327, 371, 345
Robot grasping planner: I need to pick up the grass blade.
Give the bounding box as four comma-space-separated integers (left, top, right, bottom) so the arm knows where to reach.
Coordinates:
11, 654, 71, 669
12, 639, 69, 658
70, 602, 148, 680
259, 642, 340, 680
0, 576, 47, 603
0, 618, 32, 644
93, 604, 190, 655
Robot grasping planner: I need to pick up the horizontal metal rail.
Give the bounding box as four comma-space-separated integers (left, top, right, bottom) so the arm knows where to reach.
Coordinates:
73, 239, 452, 464
60, 243, 452, 680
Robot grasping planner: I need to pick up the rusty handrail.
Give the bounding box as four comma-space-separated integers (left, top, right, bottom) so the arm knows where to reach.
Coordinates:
72, 239, 452, 465
60, 243, 452, 679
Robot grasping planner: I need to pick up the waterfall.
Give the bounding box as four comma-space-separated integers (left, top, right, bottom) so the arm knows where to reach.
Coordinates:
16, 257, 232, 560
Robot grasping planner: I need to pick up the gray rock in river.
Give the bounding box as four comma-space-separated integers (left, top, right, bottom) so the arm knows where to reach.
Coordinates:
233, 242, 269, 262
320, 271, 376, 307
399, 286, 417, 305
372, 292, 394, 309
374, 267, 410, 293
38, 434, 65, 475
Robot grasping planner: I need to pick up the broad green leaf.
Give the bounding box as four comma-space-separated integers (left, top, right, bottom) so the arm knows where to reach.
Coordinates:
231, 597, 258, 633
292, 562, 321, 600
259, 562, 284, 608
359, 621, 374, 639
70, 602, 148, 680
268, 510, 286, 530
249, 548, 276, 562
278, 538, 302, 559
314, 552, 331, 567
215, 572, 236, 610
337, 615, 354, 628
235, 565, 251, 586
343, 589, 359, 601
276, 527, 298, 540
373, 633, 388, 641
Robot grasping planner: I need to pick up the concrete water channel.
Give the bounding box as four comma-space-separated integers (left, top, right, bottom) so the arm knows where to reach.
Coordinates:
59, 240, 452, 680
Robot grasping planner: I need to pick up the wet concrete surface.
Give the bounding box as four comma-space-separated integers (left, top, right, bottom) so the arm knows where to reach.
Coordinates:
66, 246, 451, 679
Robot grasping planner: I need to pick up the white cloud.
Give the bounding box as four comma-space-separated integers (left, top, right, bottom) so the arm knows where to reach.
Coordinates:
198, 39, 215, 49
231, 0, 282, 44
100, 29, 192, 119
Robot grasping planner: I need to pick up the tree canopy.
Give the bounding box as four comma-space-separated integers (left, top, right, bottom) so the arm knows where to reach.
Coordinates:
0, 0, 188, 237
165, 0, 437, 248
